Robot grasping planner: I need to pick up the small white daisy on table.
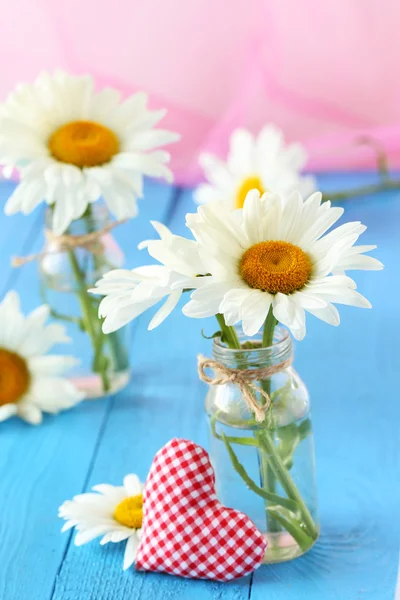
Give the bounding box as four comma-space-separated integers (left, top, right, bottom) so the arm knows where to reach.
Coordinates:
194, 125, 316, 210
0, 70, 179, 234
59, 474, 144, 570
0, 291, 84, 424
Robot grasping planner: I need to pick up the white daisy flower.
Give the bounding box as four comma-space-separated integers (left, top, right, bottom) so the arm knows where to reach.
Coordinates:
194, 125, 315, 210
0, 70, 180, 234
59, 474, 144, 570
0, 291, 84, 424
183, 190, 383, 340
91, 221, 206, 333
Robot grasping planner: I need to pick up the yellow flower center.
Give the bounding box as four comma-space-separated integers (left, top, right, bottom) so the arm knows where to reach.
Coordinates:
0, 349, 31, 406
48, 120, 120, 168
235, 175, 265, 209
239, 241, 312, 294
113, 495, 143, 529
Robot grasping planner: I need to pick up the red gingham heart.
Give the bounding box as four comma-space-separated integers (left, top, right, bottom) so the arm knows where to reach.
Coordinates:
135, 438, 266, 581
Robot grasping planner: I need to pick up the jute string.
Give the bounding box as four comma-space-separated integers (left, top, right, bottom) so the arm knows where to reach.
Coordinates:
198, 354, 293, 422
12, 220, 126, 268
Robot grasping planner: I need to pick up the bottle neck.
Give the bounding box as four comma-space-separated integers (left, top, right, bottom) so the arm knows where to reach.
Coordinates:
212, 326, 293, 369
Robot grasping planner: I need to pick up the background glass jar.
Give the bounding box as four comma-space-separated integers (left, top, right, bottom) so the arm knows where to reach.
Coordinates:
39, 205, 131, 398
205, 327, 319, 563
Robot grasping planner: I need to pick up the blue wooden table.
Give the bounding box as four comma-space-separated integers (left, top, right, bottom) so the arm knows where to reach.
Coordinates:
0, 174, 399, 600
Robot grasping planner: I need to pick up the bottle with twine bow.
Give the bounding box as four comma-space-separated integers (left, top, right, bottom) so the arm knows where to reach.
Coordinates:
15, 204, 131, 398
200, 313, 319, 563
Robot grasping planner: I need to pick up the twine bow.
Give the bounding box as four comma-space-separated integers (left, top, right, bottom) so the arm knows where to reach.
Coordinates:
197, 354, 293, 422
12, 220, 126, 268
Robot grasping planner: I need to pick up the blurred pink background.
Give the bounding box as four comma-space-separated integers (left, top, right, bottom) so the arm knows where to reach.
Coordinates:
1, 0, 400, 183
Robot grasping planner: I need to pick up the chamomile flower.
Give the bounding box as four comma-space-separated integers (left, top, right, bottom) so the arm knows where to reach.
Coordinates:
0, 70, 179, 234
91, 222, 206, 333
194, 125, 315, 210
0, 291, 84, 424
184, 190, 383, 340
59, 474, 144, 570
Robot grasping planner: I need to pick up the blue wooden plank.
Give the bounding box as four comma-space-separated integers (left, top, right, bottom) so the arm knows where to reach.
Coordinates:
0, 180, 176, 600
2, 174, 399, 599
251, 177, 400, 599
52, 174, 399, 600
51, 187, 249, 600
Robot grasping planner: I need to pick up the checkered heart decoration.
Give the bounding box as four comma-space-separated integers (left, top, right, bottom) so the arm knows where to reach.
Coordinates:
135, 438, 266, 581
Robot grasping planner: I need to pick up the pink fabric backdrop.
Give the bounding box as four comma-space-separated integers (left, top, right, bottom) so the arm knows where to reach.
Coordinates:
1, 0, 400, 183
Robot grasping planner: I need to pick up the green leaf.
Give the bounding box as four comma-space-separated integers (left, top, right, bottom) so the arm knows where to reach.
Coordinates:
201, 329, 222, 340
270, 380, 292, 403
241, 341, 262, 350
276, 423, 300, 468
276, 419, 312, 469
298, 418, 312, 440
210, 414, 258, 446
267, 506, 315, 551
221, 433, 300, 513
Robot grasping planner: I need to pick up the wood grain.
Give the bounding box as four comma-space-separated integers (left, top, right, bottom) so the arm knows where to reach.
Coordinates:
51, 189, 250, 600
0, 174, 398, 599
0, 181, 176, 600
250, 179, 400, 600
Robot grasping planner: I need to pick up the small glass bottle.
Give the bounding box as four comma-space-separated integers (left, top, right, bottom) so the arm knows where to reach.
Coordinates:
39, 205, 131, 398
205, 327, 319, 563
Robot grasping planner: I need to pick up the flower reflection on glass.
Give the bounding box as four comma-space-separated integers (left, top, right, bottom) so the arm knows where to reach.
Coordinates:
59, 474, 144, 570
194, 125, 316, 210
0, 291, 84, 424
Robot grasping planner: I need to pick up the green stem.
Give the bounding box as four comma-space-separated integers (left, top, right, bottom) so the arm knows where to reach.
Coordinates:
220, 428, 315, 551
260, 450, 280, 532
40, 281, 84, 328
221, 433, 299, 514
83, 207, 128, 375
210, 308, 318, 546
47, 309, 84, 328
210, 414, 258, 446
267, 508, 314, 552
258, 431, 318, 540
216, 313, 241, 349
260, 311, 318, 540
107, 331, 130, 371
262, 306, 277, 350
324, 178, 400, 202
259, 306, 279, 531
68, 250, 110, 392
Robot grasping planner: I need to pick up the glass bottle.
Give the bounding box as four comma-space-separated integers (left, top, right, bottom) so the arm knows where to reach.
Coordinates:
205, 327, 319, 563
39, 205, 130, 398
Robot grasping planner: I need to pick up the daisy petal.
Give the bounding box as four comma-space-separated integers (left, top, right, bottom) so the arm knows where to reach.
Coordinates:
307, 303, 340, 326
123, 474, 143, 496
241, 291, 272, 337
123, 534, 139, 570
16, 403, 43, 425
0, 404, 18, 422
148, 290, 181, 330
